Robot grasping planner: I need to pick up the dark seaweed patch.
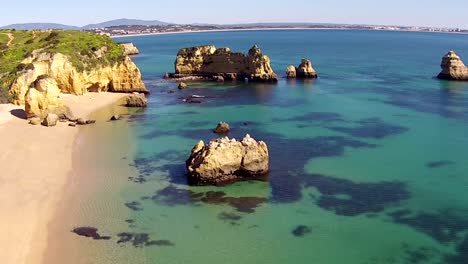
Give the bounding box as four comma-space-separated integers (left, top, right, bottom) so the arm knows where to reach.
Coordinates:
125, 201, 143, 211
389, 210, 468, 243
304, 174, 409, 216
292, 225, 312, 237
151, 186, 267, 213
445, 234, 468, 264
329, 118, 408, 139
117, 232, 174, 247
426, 160, 455, 168
72, 227, 111, 240
403, 246, 435, 264
273, 112, 346, 123
218, 212, 242, 222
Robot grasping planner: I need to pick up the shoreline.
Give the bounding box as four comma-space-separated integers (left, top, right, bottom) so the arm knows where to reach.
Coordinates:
0, 92, 128, 264
111, 27, 468, 39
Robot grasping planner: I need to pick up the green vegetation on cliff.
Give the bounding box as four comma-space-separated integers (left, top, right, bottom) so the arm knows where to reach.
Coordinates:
0, 30, 125, 103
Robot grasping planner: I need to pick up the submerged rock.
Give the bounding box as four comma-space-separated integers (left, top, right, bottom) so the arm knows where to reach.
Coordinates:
186, 134, 269, 186
213, 122, 230, 134
437, 51, 468, 80
287, 59, 318, 79
171, 45, 278, 82
125, 93, 147, 107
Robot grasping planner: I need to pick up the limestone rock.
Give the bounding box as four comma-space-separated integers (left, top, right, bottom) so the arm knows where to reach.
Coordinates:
186, 134, 269, 186
10, 52, 148, 105
29, 117, 41, 125
125, 93, 147, 107
286, 65, 297, 78
213, 122, 230, 134
42, 113, 59, 127
437, 51, 468, 80
110, 115, 120, 121
120, 43, 140, 56
297, 59, 318, 78
173, 45, 278, 82
24, 77, 73, 120
178, 82, 188, 89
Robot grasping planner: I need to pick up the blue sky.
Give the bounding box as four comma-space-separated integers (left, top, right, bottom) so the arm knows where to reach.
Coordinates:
2, 0, 468, 28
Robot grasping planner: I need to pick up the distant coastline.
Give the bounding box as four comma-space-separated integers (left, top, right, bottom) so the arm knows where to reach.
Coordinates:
110, 27, 468, 39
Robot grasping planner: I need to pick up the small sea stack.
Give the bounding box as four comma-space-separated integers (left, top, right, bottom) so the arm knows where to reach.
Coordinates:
186, 134, 269, 186
286, 59, 318, 79
213, 122, 230, 134
437, 51, 468, 80
120, 42, 140, 56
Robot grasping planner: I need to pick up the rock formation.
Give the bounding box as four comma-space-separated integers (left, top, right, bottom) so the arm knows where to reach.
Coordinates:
213, 122, 230, 134
24, 76, 73, 120
437, 51, 468, 80
10, 52, 148, 105
120, 43, 140, 56
178, 82, 188, 89
42, 113, 59, 127
171, 45, 278, 82
125, 93, 148, 107
286, 65, 297, 78
286, 59, 318, 79
186, 134, 269, 186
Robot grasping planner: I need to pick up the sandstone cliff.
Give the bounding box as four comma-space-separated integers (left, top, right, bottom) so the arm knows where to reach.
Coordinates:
286, 59, 318, 79
186, 134, 269, 186
437, 51, 468, 80
10, 52, 147, 105
121, 42, 140, 56
172, 45, 278, 82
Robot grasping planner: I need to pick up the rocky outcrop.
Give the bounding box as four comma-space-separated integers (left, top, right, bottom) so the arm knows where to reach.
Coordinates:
10, 52, 147, 105
42, 113, 59, 127
125, 93, 147, 107
186, 134, 269, 186
213, 122, 230, 134
121, 43, 140, 56
24, 77, 73, 120
437, 51, 468, 80
171, 45, 278, 82
286, 59, 318, 79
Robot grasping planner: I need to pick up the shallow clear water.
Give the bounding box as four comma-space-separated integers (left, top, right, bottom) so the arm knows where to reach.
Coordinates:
63, 30, 468, 263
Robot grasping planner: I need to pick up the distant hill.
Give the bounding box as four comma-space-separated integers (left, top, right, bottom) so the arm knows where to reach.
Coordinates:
0, 23, 79, 30
82, 18, 172, 29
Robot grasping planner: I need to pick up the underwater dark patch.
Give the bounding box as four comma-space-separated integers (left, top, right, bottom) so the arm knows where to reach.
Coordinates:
292, 225, 312, 237
303, 174, 409, 216
125, 201, 143, 211
151, 185, 267, 213
329, 117, 408, 139
389, 209, 468, 243
72, 227, 111, 240
218, 212, 242, 222
445, 234, 468, 264
403, 246, 437, 264
426, 160, 455, 168
117, 232, 174, 247
273, 112, 346, 123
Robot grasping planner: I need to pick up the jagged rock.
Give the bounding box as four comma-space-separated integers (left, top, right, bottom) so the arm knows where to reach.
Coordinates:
286, 65, 297, 78
437, 51, 468, 80
10, 52, 148, 105
24, 76, 73, 119
213, 122, 230, 134
41, 113, 58, 127
29, 117, 41, 125
120, 43, 140, 56
110, 115, 120, 121
173, 45, 278, 82
178, 82, 188, 89
125, 93, 147, 107
186, 134, 269, 186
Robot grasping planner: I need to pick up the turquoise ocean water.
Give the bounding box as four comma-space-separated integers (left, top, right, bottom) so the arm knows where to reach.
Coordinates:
57, 30, 468, 264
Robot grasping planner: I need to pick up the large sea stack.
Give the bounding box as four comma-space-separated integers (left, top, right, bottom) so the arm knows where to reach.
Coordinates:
171, 45, 278, 82
186, 134, 269, 186
437, 51, 468, 81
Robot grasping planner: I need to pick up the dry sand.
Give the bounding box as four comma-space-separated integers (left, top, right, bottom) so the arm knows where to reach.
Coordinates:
0, 92, 128, 264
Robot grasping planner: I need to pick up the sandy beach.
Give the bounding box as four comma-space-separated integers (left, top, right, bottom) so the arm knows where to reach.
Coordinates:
0, 92, 128, 264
